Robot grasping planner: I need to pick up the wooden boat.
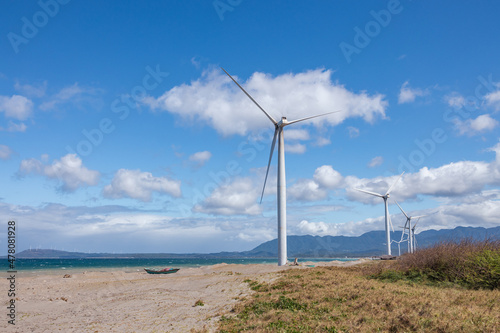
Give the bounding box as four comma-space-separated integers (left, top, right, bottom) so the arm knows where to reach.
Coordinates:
144, 268, 180, 274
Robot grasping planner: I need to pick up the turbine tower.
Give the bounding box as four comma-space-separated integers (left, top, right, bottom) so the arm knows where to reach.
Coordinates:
355, 172, 404, 256
222, 67, 338, 266
395, 201, 426, 253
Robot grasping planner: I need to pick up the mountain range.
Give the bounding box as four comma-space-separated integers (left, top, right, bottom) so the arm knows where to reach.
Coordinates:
11, 226, 499, 259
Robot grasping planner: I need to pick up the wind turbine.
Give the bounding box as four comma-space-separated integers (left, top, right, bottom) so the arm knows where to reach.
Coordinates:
395, 201, 426, 253
354, 172, 404, 256
221, 67, 338, 266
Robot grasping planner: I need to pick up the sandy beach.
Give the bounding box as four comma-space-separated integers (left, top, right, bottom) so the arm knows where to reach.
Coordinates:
2, 260, 367, 332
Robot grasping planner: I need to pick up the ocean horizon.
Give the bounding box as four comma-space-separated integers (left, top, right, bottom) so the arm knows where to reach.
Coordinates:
2, 257, 360, 274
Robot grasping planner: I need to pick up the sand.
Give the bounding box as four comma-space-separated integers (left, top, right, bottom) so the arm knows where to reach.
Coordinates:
3, 259, 368, 332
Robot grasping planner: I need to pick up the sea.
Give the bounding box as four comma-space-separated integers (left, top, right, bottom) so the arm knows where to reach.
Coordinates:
1, 257, 359, 275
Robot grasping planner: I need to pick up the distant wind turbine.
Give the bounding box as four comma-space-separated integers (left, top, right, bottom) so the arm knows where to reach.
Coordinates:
222, 67, 339, 266
395, 201, 426, 254
355, 172, 404, 256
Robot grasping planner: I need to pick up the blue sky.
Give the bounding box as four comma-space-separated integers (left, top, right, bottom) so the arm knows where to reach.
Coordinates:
1, 1, 500, 254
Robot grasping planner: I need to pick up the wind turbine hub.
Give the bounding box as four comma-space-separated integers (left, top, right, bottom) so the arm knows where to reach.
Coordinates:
277, 116, 288, 127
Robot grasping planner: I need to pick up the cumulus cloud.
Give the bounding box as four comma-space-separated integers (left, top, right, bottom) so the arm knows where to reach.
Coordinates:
103, 169, 182, 202
445, 93, 466, 109
297, 220, 330, 235
484, 86, 500, 111
454, 114, 499, 136
189, 150, 212, 166
143, 68, 388, 136
289, 179, 328, 202
193, 177, 262, 216
287, 140, 500, 205
0, 145, 13, 160
398, 81, 428, 104
313, 165, 344, 189
288, 165, 344, 202
19, 154, 100, 191
368, 156, 384, 168
348, 146, 500, 203
0, 95, 33, 120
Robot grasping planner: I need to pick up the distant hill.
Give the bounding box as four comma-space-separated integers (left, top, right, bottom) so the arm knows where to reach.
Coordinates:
10, 226, 500, 259
245, 226, 500, 257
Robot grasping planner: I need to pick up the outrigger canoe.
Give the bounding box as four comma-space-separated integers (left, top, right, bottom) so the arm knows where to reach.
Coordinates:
144, 268, 180, 274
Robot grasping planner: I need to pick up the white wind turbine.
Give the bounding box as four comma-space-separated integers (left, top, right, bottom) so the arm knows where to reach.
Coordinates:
222, 67, 339, 266
395, 201, 426, 254
354, 172, 404, 256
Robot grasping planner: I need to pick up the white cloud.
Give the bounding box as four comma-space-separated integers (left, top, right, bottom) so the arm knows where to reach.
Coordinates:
193, 177, 262, 216
347, 144, 500, 203
314, 137, 331, 147
445, 93, 466, 109
289, 179, 328, 202
0, 95, 33, 120
189, 150, 212, 166
285, 129, 310, 141
144, 68, 388, 136
14, 81, 47, 98
347, 126, 360, 138
398, 81, 428, 104
1, 121, 27, 132
454, 114, 499, 136
0, 145, 13, 160
288, 165, 344, 202
485, 87, 500, 111
19, 154, 100, 192
313, 165, 344, 189
297, 220, 330, 235
368, 156, 384, 168
103, 169, 182, 202
39, 83, 99, 111
286, 143, 306, 154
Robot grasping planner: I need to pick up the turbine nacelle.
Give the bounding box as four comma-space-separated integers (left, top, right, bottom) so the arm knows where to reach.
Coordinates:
277, 117, 288, 127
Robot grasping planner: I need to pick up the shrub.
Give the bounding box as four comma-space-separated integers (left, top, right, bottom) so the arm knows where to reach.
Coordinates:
371, 238, 500, 289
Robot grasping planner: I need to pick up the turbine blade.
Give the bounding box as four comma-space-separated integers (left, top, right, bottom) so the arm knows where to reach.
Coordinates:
389, 214, 394, 233
260, 128, 279, 203
385, 171, 405, 196
412, 215, 427, 219
221, 67, 277, 125
285, 110, 341, 126
395, 201, 409, 219
354, 188, 384, 198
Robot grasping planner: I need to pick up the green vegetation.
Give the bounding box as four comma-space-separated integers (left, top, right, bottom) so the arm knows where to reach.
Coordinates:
217, 239, 500, 332
194, 299, 205, 307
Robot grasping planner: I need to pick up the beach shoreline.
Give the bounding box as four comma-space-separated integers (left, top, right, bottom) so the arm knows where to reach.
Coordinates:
2, 259, 368, 332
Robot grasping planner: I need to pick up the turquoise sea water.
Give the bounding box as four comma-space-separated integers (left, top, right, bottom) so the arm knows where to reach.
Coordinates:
2, 257, 359, 273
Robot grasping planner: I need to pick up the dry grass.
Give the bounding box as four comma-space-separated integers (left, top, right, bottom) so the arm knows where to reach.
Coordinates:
218, 263, 500, 332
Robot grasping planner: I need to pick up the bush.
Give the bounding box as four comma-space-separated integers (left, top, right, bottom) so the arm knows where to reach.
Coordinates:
370, 238, 500, 289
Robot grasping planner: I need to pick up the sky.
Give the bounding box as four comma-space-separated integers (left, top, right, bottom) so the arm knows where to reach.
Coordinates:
1, 0, 500, 255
